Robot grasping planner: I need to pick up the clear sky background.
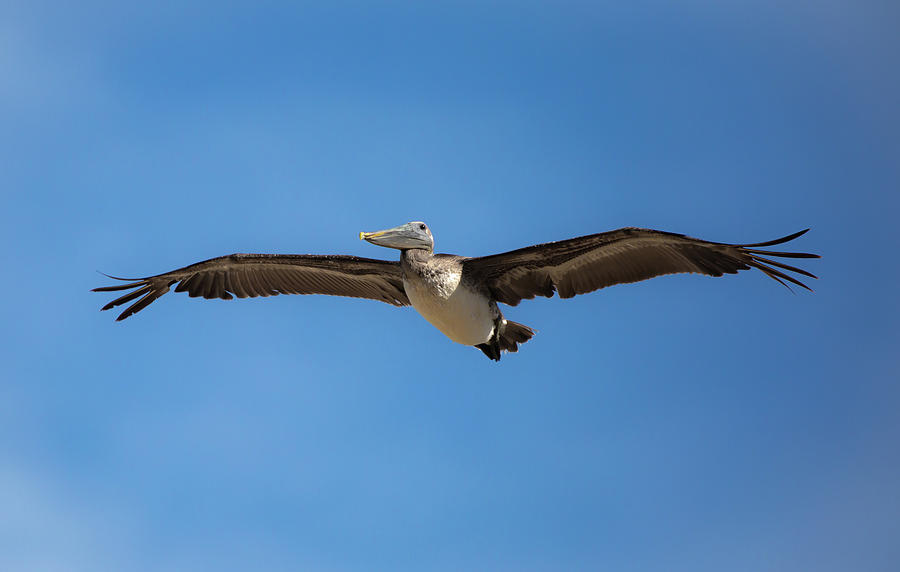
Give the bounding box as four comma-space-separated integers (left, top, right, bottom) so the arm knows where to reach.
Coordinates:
2, 1, 898, 570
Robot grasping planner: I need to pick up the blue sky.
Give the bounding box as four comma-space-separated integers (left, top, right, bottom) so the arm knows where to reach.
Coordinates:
2, 1, 898, 570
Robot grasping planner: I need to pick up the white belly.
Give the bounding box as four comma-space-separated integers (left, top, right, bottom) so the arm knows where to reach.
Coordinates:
404, 274, 494, 346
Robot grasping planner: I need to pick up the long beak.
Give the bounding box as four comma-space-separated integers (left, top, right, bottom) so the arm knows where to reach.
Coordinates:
358, 223, 430, 250
359, 230, 387, 241
359, 224, 405, 245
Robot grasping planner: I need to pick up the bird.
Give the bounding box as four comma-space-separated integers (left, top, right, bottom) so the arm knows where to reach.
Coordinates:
94, 222, 819, 360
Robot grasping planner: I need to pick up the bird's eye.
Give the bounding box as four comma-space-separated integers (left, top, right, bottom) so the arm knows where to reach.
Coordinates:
419, 224, 427, 230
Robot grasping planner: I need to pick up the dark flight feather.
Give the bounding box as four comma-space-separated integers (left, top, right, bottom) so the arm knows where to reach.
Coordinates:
94, 254, 409, 321
462, 227, 819, 306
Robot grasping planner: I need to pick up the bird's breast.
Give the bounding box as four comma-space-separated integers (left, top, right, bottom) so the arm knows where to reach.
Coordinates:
403, 270, 494, 346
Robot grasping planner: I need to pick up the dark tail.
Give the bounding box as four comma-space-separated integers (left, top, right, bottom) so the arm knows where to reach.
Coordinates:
476, 320, 536, 361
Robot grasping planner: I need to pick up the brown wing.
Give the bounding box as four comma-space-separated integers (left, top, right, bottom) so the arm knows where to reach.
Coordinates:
462, 227, 819, 306
94, 254, 409, 321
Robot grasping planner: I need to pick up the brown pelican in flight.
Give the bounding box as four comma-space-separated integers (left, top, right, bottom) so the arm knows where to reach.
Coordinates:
94, 223, 819, 360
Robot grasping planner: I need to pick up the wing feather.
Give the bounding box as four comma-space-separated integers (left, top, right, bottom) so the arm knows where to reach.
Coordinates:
463, 227, 819, 306
94, 253, 409, 321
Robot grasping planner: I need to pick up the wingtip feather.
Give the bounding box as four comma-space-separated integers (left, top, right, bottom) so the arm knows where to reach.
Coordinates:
739, 228, 811, 248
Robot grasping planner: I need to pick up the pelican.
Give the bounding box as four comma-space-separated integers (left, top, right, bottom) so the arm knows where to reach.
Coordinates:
94, 222, 819, 360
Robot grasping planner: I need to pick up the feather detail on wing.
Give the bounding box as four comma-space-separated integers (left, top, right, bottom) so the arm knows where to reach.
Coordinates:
462, 227, 819, 307
93, 254, 409, 321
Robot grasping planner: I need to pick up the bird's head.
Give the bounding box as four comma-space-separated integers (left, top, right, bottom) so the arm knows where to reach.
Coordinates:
359, 221, 434, 252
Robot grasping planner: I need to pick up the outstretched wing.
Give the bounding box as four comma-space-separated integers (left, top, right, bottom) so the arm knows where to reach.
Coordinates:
94, 254, 409, 321
462, 227, 819, 307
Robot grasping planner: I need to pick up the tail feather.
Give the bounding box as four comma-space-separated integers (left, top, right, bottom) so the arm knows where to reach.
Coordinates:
476, 319, 536, 361
499, 320, 535, 352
